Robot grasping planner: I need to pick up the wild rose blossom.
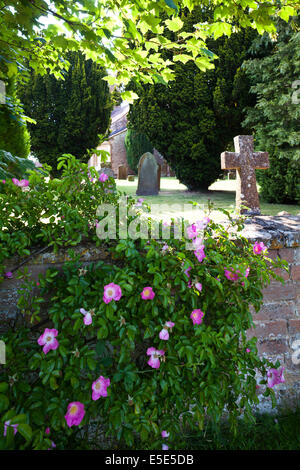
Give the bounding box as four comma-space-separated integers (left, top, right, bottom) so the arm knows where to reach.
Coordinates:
80, 308, 93, 325
190, 309, 204, 325
195, 217, 210, 230
194, 246, 206, 263
186, 224, 197, 239
195, 282, 202, 292
65, 402, 85, 427
141, 287, 155, 300
147, 347, 165, 369
267, 366, 285, 388
253, 241, 267, 255
12, 178, 29, 187
4, 420, 18, 436
99, 173, 109, 182
225, 267, 250, 282
103, 283, 122, 303
136, 198, 144, 207
162, 444, 169, 450
92, 376, 111, 400
161, 430, 169, 438
159, 321, 175, 340
37, 328, 59, 355
184, 267, 191, 278
192, 237, 204, 250
4, 271, 13, 279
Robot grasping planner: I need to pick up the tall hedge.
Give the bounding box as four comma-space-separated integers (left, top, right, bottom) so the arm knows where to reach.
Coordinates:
20, 51, 113, 174
128, 8, 257, 190
0, 74, 30, 159
242, 19, 300, 204
125, 128, 153, 172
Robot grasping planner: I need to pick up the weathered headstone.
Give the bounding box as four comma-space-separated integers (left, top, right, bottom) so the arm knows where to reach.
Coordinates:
136, 152, 159, 196
127, 175, 135, 182
221, 135, 269, 215
157, 164, 161, 191
118, 165, 127, 180
98, 167, 115, 179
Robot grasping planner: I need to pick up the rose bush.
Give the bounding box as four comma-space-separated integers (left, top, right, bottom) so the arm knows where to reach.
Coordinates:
0, 156, 288, 450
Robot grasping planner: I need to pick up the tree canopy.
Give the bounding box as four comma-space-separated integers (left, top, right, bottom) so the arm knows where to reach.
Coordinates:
1, 1, 299, 103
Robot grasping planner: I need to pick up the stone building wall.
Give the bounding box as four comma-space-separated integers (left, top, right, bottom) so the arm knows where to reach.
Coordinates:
1, 215, 299, 411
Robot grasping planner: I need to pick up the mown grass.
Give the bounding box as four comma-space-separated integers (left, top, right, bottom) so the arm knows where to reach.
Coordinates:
116, 177, 300, 223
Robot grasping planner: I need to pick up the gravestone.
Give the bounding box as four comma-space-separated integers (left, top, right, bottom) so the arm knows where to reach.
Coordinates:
127, 175, 135, 182
221, 135, 269, 215
98, 167, 115, 179
157, 164, 161, 191
118, 165, 127, 180
136, 152, 159, 196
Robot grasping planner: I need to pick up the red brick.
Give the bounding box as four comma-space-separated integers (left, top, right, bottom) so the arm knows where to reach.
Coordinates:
288, 319, 300, 335
278, 248, 295, 264
273, 267, 290, 281
247, 320, 287, 340
257, 339, 288, 355
266, 249, 280, 261
252, 301, 296, 321
291, 265, 300, 282
262, 281, 296, 301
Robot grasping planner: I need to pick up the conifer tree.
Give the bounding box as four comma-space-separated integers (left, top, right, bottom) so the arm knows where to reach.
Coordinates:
20, 52, 113, 174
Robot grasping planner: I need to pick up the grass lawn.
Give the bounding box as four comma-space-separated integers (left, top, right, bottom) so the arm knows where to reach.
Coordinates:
116, 177, 300, 223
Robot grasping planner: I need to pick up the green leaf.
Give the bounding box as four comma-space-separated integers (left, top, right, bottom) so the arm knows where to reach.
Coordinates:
164, 0, 179, 12
165, 17, 184, 32
17, 423, 32, 442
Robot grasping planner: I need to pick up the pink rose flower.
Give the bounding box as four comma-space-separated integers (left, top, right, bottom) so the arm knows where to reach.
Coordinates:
195, 217, 210, 230
65, 402, 85, 427
45, 427, 50, 435
99, 173, 109, 182
186, 223, 197, 239
141, 287, 155, 300
103, 282, 122, 303
224, 268, 239, 282
37, 328, 59, 355
80, 308, 93, 325
147, 347, 165, 369
159, 328, 169, 340
4, 271, 13, 278
190, 309, 204, 325
161, 430, 169, 438
194, 246, 206, 263
195, 282, 202, 292
253, 241, 267, 255
267, 366, 285, 388
184, 267, 191, 278
3, 421, 18, 436
92, 376, 111, 400
12, 178, 29, 187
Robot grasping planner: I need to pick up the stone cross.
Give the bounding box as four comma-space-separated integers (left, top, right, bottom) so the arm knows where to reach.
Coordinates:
221, 135, 269, 215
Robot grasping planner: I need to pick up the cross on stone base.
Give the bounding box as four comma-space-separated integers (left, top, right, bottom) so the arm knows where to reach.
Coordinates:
221, 135, 269, 215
